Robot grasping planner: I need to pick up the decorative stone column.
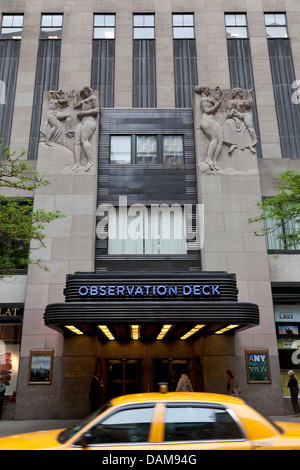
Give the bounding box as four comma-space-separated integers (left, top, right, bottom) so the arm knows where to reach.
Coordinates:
15, 88, 99, 419
194, 85, 284, 415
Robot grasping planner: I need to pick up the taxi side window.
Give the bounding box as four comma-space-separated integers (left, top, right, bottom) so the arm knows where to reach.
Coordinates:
86, 405, 154, 444
164, 405, 244, 442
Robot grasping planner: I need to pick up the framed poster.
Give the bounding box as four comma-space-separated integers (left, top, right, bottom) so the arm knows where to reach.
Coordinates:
245, 349, 271, 384
28, 350, 54, 384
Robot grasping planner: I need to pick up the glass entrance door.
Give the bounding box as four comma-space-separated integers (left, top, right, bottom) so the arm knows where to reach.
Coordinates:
154, 359, 188, 391
108, 359, 138, 398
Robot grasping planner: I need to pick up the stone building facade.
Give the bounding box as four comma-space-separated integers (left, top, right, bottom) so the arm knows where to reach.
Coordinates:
0, 0, 299, 419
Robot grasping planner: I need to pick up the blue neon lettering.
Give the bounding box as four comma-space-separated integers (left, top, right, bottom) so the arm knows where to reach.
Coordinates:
183, 285, 192, 295
169, 286, 177, 296
126, 286, 135, 295
212, 285, 220, 295
108, 285, 115, 295
116, 285, 125, 295
134, 286, 144, 295
157, 285, 167, 295
193, 285, 201, 295
78, 286, 88, 296
202, 285, 211, 295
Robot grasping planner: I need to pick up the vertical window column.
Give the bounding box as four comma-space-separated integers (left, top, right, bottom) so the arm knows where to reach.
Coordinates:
173, 14, 198, 108
133, 14, 156, 108
265, 13, 300, 159
225, 13, 262, 157
91, 14, 115, 108
0, 15, 23, 155
28, 14, 63, 160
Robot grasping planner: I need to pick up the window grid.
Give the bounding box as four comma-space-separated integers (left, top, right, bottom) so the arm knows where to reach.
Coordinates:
172, 14, 194, 39
0, 15, 24, 39
94, 14, 115, 39
133, 14, 155, 39
225, 13, 248, 39
40, 14, 63, 39
110, 135, 184, 165
264, 13, 288, 38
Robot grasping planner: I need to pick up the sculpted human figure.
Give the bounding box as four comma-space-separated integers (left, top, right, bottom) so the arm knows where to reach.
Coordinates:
43, 92, 73, 146
195, 86, 223, 170
224, 87, 257, 155
72, 86, 99, 172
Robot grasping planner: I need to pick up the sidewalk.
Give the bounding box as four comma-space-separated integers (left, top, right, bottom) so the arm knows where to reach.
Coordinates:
0, 416, 299, 438
0, 419, 78, 438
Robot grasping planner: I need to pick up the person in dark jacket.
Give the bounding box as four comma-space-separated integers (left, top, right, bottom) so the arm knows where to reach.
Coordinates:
89, 370, 104, 411
287, 370, 300, 417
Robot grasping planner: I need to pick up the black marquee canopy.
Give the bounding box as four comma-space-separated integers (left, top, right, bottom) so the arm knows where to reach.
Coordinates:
44, 272, 260, 342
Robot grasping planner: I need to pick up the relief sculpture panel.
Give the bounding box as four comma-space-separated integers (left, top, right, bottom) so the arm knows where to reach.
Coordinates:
39, 87, 99, 174
194, 86, 259, 175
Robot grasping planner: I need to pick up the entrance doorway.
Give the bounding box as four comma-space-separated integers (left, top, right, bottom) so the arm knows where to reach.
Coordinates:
107, 359, 138, 398
154, 359, 188, 391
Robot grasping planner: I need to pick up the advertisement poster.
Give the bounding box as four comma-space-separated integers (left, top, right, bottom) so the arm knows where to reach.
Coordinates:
245, 350, 271, 383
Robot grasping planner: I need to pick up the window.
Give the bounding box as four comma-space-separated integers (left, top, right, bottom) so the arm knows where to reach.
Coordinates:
40, 14, 63, 39
110, 136, 131, 164
110, 135, 184, 164
94, 14, 115, 39
225, 14, 248, 39
137, 136, 157, 163
173, 14, 194, 39
163, 136, 184, 164
164, 405, 244, 442
265, 13, 288, 38
133, 14, 155, 39
108, 206, 187, 255
0, 15, 23, 39
264, 213, 300, 252
81, 406, 154, 444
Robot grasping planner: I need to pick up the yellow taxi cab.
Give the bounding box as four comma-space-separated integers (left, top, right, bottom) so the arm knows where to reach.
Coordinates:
0, 391, 300, 450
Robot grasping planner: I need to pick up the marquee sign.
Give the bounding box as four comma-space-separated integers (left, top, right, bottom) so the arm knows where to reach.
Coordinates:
78, 283, 221, 298
64, 273, 239, 303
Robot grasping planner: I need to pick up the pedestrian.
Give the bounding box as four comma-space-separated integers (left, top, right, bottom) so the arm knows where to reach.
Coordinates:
286, 370, 300, 417
0, 378, 6, 419
226, 369, 242, 396
89, 370, 104, 412
175, 371, 193, 392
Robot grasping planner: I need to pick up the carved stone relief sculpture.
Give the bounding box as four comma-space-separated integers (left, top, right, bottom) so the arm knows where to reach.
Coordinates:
194, 85, 258, 175
39, 87, 99, 174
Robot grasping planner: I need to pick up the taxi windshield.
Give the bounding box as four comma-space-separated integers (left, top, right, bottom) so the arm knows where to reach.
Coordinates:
57, 402, 113, 444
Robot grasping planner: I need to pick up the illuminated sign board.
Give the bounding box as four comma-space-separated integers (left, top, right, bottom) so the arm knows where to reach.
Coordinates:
78, 284, 221, 298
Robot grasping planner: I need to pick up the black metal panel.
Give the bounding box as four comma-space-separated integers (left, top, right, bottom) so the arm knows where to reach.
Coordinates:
227, 39, 262, 158
28, 40, 61, 160
271, 282, 300, 303
91, 39, 115, 108
133, 39, 156, 108
64, 272, 238, 303
268, 39, 300, 159
0, 40, 21, 154
44, 301, 259, 327
96, 109, 199, 272
173, 39, 198, 108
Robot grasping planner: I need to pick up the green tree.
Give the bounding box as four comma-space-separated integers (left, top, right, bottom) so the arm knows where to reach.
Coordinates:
248, 169, 300, 250
0, 147, 65, 276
